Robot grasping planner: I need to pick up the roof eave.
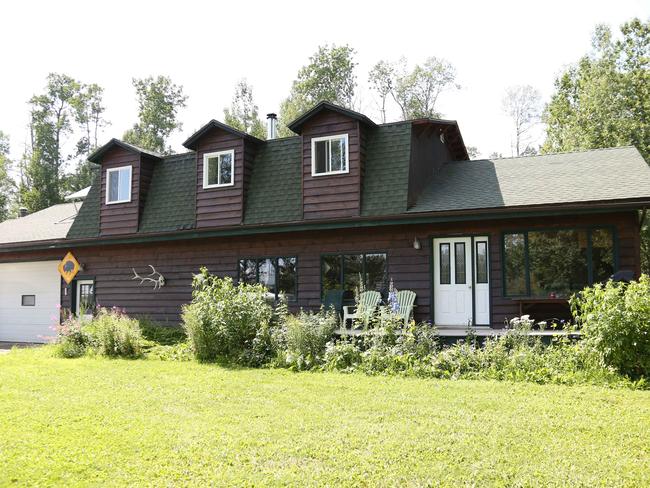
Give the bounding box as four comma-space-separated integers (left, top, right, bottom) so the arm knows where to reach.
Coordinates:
287, 101, 377, 134
182, 120, 264, 150
88, 138, 163, 163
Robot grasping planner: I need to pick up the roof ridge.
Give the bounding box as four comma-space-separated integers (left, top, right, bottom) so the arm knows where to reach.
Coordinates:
486, 145, 637, 162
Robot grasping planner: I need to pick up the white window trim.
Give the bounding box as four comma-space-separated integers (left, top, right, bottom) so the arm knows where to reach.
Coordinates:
203, 150, 236, 189
105, 165, 133, 205
311, 133, 350, 177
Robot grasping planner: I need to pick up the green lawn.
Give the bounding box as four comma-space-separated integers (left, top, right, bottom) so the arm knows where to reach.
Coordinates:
1, 348, 649, 487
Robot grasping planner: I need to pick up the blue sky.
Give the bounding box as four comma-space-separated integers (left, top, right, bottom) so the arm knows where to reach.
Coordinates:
0, 0, 647, 169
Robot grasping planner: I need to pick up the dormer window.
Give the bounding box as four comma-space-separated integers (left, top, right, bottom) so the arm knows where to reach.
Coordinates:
311, 134, 349, 176
105, 165, 132, 204
203, 150, 234, 188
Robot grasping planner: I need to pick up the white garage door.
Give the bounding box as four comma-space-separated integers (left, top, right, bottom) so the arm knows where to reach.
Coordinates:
0, 261, 60, 343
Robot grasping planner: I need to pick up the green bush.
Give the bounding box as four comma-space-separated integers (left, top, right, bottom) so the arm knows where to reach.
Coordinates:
85, 308, 143, 358
278, 309, 337, 370
146, 342, 193, 361
571, 275, 650, 378
182, 268, 273, 363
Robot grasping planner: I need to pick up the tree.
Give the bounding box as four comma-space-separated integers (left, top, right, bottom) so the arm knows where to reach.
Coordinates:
0, 131, 15, 221
368, 60, 394, 123
123, 76, 188, 154
223, 79, 266, 139
369, 57, 459, 121
21, 74, 80, 212
19, 74, 109, 212
465, 146, 480, 159
542, 18, 649, 161
279, 45, 357, 136
502, 85, 542, 156
542, 18, 649, 272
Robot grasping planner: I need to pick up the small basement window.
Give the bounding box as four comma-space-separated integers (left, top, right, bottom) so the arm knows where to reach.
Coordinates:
21, 295, 35, 306
203, 150, 235, 188
311, 134, 349, 176
106, 165, 132, 204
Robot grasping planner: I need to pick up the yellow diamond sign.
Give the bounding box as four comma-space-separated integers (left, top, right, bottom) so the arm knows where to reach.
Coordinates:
58, 252, 80, 284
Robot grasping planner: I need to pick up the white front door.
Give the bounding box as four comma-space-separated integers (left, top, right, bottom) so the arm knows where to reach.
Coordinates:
433, 237, 490, 326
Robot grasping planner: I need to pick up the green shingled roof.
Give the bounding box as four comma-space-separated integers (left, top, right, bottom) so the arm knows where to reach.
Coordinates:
66, 173, 100, 238
361, 122, 412, 216
409, 146, 650, 213
244, 137, 302, 224
139, 152, 196, 233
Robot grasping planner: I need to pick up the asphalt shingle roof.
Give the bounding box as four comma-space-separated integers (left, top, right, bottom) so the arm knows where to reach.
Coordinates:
66, 174, 100, 239
139, 152, 196, 233
361, 122, 412, 216
409, 146, 650, 213
0, 203, 80, 244
244, 137, 302, 224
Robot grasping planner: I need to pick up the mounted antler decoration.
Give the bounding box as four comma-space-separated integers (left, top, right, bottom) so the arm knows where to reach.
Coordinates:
132, 265, 166, 290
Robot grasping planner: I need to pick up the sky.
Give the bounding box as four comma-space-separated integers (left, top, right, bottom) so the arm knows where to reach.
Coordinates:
0, 0, 648, 171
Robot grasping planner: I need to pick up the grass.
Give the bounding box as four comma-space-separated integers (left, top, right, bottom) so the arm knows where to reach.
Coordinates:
1, 347, 649, 487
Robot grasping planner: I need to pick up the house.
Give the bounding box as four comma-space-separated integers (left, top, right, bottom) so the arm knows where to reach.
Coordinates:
1, 101, 649, 342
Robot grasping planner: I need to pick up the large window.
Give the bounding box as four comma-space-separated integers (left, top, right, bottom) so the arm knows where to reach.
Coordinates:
503, 227, 615, 298
203, 150, 234, 188
321, 253, 387, 299
311, 134, 349, 176
238, 257, 297, 301
105, 166, 132, 204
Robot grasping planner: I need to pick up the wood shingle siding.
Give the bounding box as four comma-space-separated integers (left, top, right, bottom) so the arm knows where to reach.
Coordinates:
99, 147, 141, 236
194, 128, 256, 228
1, 211, 637, 327
301, 111, 363, 220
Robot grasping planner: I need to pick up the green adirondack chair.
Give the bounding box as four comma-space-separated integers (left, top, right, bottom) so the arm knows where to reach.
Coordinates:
343, 290, 382, 329
396, 290, 417, 325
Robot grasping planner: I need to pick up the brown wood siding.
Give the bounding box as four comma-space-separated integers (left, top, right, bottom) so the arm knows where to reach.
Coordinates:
407, 125, 454, 208
195, 128, 245, 228
0, 211, 639, 327
302, 111, 361, 220
99, 147, 141, 236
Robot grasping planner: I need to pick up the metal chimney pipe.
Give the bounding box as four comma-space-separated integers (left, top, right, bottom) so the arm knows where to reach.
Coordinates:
266, 113, 277, 140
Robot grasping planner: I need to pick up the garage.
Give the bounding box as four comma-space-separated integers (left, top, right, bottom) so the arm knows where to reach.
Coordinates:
0, 261, 61, 343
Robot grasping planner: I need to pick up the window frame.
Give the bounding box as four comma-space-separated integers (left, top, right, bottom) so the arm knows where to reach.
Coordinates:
320, 252, 388, 298
501, 225, 618, 298
310, 133, 350, 177
105, 165, 133, 205
237, 256, 298, 302
203, 149, 235, 189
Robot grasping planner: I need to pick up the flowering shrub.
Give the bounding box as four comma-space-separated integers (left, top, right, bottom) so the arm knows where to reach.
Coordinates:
275, 308, 337, 370
53, 310, 92, 358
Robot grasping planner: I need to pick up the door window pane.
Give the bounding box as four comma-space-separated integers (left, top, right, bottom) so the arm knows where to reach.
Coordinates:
21, 295, 35, 306
79, 284, 95, 313
439, 243, 451, 285
476, 241, 488, 284
591, 228, 614, 283
365, 253, 387, 292
278, 257, 297, 302
504, 234, 526, 295
454, 242, 466, 284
